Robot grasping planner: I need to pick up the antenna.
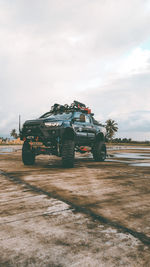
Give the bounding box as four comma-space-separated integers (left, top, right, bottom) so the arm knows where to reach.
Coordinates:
19, 114, 21, 133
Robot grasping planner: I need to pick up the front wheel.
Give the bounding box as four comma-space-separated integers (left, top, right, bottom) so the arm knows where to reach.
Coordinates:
62, 140, 75, 168
22, 142, 35, 165
92, 142, 106, 162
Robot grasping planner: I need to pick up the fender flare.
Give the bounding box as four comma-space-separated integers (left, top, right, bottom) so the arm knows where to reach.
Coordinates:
95, 132, 105, 143
62, 127, 75, 141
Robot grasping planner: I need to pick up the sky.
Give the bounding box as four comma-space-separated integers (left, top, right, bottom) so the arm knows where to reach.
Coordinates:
0, 0, 150, 140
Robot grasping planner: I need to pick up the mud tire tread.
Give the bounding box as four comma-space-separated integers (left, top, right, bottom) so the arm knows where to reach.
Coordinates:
22, 142, 35, 165
62, 140, 75, 168
93, 142, 106, 162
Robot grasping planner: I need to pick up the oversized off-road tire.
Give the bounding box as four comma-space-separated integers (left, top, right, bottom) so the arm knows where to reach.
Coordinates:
22, 142, 35, 165
62, 140, 75, 168
92, 142, 106, 162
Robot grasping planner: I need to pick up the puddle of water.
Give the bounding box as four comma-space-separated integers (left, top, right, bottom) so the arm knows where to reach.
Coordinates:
0, 146, 21, 154
107, 146, 150, 151
130, 163, 150, 167
108, 148, 150, 167
106, 159, 131, 164
113, 153, 150, 160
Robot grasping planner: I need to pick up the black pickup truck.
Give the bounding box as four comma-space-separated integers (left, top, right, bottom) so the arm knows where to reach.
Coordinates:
20, 101, 106, 167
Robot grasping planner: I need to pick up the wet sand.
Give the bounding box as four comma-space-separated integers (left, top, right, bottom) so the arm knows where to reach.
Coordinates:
0, 145, 150, 266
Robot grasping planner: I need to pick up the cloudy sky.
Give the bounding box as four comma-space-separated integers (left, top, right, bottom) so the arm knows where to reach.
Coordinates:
0, 0, 150, 140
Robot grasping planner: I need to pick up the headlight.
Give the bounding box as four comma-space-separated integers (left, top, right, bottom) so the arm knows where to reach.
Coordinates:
44, 122, 61, 127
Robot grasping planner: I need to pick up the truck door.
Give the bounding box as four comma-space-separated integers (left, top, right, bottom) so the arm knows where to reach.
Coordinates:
73, 112, 88, 144
84, 114, 96, 141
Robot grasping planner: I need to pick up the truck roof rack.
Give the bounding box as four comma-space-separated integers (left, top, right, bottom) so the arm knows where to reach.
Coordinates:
50, 100, 93, 115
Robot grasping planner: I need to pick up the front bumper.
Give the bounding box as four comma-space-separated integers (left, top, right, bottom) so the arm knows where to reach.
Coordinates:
21, 124, 64, 143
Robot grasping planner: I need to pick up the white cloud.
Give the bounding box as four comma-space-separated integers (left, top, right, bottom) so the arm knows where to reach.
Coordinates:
0, 0, 150, 140
117, 48, 150, 76
77, 65, 150, 140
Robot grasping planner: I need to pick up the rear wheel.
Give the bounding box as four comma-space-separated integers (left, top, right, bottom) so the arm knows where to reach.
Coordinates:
62, 140, 75, 168
92, 142, 106, 162
22, 142, 35, 165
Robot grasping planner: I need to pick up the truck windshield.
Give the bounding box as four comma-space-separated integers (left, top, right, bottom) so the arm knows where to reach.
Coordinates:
40, 112, 72, 120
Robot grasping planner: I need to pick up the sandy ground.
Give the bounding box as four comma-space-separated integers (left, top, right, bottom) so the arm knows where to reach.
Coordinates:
0, 145, 150, 266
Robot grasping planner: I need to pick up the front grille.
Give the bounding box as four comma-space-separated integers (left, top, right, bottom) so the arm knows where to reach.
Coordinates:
48, 129, 60, 137
24, 124, 42, 136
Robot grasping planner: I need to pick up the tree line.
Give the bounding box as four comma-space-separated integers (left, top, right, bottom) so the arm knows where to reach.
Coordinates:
10, 129, 19, 139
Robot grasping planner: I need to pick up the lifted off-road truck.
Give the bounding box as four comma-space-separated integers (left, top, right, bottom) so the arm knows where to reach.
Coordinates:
20, 101, 107, 167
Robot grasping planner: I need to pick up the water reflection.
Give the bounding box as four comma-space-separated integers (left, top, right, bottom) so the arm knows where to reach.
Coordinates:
0, 146, 21, 154
113, 153, 150, 160
131, 163, 150, 167
107, 146, 150, 167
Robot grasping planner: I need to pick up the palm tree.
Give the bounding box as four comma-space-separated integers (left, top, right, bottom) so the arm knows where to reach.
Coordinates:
105, 119, 118, 141
10, 129, 18, 139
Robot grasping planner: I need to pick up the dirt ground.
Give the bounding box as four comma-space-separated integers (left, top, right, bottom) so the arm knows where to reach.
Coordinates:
0, 145, 150, 266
